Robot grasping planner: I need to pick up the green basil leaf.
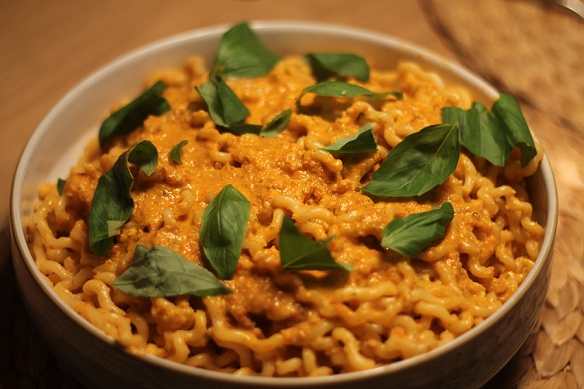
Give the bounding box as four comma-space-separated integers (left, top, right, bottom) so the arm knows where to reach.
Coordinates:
196, 77, 250, 128
169, 140, 188, 164
57, 178, 66, 196
297, 81, 402, 112
360, 123, 460, 198
490, 93, 536, 167
224, 122, 263, 136
113, 245, 231, 297
381, 202, 454, 258
260, 109, 293, 138
305, 53, 369, 82
322, 123, 377, 154
210, 22, 280, 79
442, 102, 495, 162
279, 215, 352, 272
442, 93, 536, 167
99, 81, 171, 146
89, 140, 158, 256
200, 184, 251, 280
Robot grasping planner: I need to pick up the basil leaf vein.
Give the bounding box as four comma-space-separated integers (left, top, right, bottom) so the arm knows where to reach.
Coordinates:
113, 245, 231, 297
305, 53, 369, 82
169, 140, 188, 164
88, 140, 158, 256
200, 184, 251, 280
381, 202, 454, 258
99, 81, 171, 147
210, 22, 280, 79
279, 215, 352, 271
297, 81, 402, 112
322, 123, 377, 154
360, 123, 460, 198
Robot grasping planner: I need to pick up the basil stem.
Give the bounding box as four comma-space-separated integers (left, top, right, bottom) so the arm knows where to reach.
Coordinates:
360, 123, 460, 198
200, 184, 251, 280
322, 123, 377, 154
169, 140, 188, 164
381, 202, 454, 258
279, 215, 352, 272
210, 22, 280, 79
442, 93, 536, 167
88, 140, 158, 256
99, 81, 171, 147
113, 245, 231, 297
260, 109, 293, 138
297, 81, 402, 112
305, 52, 369, 82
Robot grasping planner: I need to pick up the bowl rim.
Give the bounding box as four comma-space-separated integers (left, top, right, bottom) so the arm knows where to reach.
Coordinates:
10, 20, 558, 387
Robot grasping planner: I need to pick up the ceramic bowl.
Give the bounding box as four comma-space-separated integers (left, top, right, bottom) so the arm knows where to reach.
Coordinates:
10, 21, 558, 389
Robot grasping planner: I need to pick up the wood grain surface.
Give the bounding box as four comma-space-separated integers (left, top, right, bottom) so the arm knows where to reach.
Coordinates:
1, 1, 583, 388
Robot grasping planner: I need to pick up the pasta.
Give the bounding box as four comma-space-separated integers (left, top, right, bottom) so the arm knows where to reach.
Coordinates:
26, 51, 544, 377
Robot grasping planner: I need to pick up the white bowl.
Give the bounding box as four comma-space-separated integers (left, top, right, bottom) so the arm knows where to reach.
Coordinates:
10, 21, 558, 389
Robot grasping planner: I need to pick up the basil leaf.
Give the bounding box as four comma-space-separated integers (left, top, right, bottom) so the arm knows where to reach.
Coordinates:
196, 77, 250, 128
322, 123, 377, 154
260, 109, 292, 138
200, 184, 251, 280
442, 93, 536, 167
360, 123, 460, 198
442, 102, 495, 163
279, 215, 352, 272
381, 202, 454, 258
57, 178, 66, 196
224, 122, 263, 136
113, 245, 231, 297
210, 22, 280, 79
89, 140, 158, 256
99, 81, 171, 146
305, 53, 369, 82
297, 81, 402, 111
169, 140, 188, 164
491, 93, 536, 167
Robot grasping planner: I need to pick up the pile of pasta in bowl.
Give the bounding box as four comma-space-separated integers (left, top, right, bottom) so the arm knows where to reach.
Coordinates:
15, 22, 556, 389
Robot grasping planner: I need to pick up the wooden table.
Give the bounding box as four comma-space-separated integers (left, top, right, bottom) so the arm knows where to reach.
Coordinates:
1, 1, 582, 388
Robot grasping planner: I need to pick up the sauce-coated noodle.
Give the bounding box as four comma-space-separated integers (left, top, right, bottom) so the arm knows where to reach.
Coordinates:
27, 55, 544, 376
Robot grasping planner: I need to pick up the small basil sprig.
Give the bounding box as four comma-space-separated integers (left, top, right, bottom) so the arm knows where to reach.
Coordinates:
381, 202, 454, 258
196, 77, 251, 128
113, 245, 231, 297
442, 93, 536, 167
88, 140, 158, 256
196, 78, 293, 136
169, 140, 188, 164
195, 77, 263, 135
360, 123, 460, 198
200, 185, 251, 280
297, 81, 402, 112
99, 81, 171, 146
305, 53, 369, 82
279, 215, 352, 272
210, 22, 280, 79
57, 178, 66, 196
322, 123, 377, 154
